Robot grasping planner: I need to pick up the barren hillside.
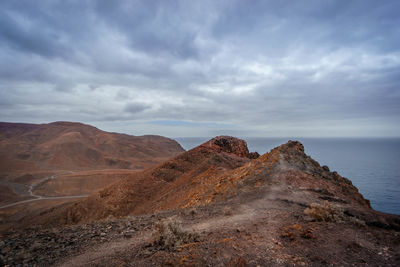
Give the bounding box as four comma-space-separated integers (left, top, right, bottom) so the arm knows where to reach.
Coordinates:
1, 137, 399, 266
0, 121, 184, 230
0, 121, 184, 175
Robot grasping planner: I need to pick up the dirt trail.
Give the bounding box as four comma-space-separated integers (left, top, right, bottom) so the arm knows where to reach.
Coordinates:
0, 195, 88, 209
0, 172, 88, 210
56, 231, 152, 267
51, 198, 291, 267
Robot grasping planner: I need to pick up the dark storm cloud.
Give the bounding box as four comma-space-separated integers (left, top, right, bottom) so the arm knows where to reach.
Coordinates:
0, 0, 399, 137
93, 1, 201, 59
213, 0, 400, 52
124, 102, 151, 114
0, 1, 94, 60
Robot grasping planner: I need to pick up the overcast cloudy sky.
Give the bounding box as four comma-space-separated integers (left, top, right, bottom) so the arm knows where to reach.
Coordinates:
0, 0, 399, 137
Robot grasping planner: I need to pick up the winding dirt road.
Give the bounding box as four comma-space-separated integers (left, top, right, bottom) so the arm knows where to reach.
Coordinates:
0, 173, 88, 210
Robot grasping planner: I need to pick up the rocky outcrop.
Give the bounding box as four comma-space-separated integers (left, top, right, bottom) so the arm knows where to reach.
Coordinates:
199, 136, 251, 158
262, 140, 371, 208
249, 151, 260, 159
163, 140, 372, 211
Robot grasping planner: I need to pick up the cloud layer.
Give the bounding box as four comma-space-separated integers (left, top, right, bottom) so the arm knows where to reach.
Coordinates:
1, 0, 399, 137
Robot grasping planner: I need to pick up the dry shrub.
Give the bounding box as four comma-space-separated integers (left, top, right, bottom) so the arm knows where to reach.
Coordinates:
152, 217, 199, 251
300, 228, 315, 239
304, 201, 341, 222
346, 215, 366, 226
226, 257, 247, 267
281, 224, 315, 241
223, 206, 233, 216
187, 207, 197, 216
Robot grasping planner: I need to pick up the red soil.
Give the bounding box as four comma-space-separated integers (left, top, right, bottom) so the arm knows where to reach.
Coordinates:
0, 121, 184, 174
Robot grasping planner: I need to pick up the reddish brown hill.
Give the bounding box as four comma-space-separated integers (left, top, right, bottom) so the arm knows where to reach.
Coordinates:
185, 140, 371, 209
36, 136, 255, 224
35, 137, 380, 229
0, 121, 184, 174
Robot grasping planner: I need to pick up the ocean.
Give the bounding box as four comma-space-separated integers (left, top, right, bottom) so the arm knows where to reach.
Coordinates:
175, 137, 400, 215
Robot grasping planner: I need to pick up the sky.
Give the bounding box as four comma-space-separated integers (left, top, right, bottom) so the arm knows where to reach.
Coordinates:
1, 0, 399, 138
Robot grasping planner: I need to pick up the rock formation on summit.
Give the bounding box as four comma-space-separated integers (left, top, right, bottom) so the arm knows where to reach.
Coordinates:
201, 136, 251, 158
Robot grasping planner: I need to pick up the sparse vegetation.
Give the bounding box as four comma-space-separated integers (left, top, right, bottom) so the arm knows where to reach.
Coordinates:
305, 201, 367, 226
223, 206, 233, 216
280, 224, 315, 241
186, 207, 197, 216
304, 201, 341, 222
152, 217, 199, 251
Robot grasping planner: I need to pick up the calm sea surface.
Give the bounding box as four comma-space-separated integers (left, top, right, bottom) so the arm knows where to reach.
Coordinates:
175, 137, 400, 215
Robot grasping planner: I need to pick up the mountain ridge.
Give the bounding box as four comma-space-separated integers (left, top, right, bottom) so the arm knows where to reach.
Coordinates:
32, 136, 378, 229
0, 121, 184, 174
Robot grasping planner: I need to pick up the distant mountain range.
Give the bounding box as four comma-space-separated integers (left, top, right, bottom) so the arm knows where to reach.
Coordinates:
0, 121, 184, 174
